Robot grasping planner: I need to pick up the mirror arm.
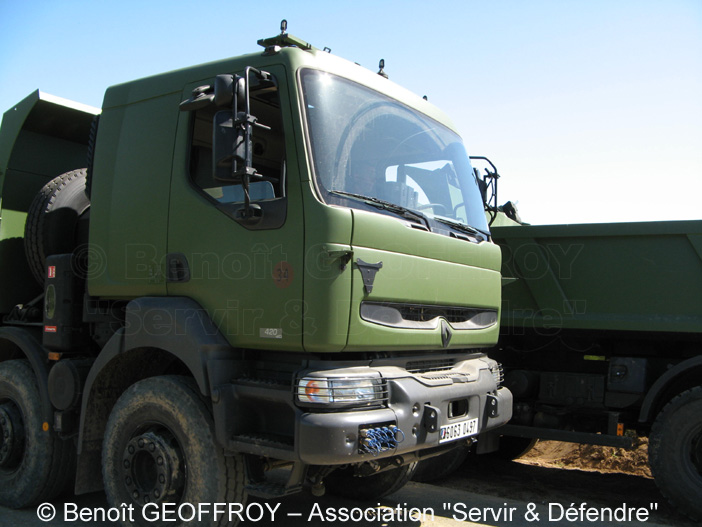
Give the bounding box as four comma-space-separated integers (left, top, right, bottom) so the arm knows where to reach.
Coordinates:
179, 84, 214, 112
469, 156, 500, 226
237, 66, 271, 220
212, 67, 272, 224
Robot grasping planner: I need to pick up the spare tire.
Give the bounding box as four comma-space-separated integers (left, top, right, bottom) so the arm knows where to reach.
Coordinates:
24, 169, 90, 284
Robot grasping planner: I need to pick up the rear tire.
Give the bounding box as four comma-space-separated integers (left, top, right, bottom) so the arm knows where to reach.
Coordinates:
0, 360, 75, 507
649, 386, 702, 521
102, 376, 246, 527
325, 462, 417, 501
24, 169, 89, 284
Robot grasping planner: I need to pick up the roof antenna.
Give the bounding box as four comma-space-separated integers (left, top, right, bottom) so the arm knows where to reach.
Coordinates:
280, 19, 288, 35
377, 59, 388, 79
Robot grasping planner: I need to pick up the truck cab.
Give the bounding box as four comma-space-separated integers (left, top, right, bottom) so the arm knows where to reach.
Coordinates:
0, 25, 511, 518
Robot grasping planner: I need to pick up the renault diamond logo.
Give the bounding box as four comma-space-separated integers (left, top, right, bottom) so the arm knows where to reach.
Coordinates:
441, 320, 452, 348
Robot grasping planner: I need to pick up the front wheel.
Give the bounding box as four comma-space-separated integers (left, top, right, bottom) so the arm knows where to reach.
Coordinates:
102, 376, 245, 527
325, 462, 417, 501
491, 436, 538, 460
649, 386, 702, 521
413, 447, 469, 482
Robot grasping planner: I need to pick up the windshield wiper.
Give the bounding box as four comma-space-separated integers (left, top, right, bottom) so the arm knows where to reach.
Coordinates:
433, 217, 487, 241
329, 190, 431, 230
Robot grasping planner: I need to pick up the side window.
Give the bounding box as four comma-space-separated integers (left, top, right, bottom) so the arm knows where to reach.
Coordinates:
189, 76, 285, 203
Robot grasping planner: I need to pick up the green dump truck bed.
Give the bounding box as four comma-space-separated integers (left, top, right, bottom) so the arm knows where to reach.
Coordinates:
490, 218, 702, 520
492, 219, 702, 335
0, 90, 98, 313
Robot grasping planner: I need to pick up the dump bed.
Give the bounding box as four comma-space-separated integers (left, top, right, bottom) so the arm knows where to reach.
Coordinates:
492, 220, 702, 335
0, 91, 97, 312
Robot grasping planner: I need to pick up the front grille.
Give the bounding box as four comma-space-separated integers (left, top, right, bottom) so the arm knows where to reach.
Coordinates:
360, 302, 498, 330
401, 305, 477, 323
420, 373, 465, 381
406, 358, 456, 374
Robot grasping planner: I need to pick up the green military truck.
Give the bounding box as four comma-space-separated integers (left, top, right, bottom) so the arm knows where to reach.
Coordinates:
0, 23, 511, 523
489, 199, 702, 519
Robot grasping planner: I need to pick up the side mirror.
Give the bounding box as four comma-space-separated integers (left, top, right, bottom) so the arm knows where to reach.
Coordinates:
213, 74, 252, 184
212, 68, 273, 223
469, 156, 500, 226
213, 110, 246, 184
476, 171, 489, 204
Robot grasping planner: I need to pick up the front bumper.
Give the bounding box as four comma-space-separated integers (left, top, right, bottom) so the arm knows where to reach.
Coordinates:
296, 363, 512, 465
214, 356, 512, 465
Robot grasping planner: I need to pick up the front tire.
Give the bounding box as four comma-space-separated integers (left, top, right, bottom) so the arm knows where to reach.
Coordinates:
649, 386, 702, 521
492, 436, 538, 460
413, 447, 469, 482
325, 462, 417, 501
102, 376, 245, 527
0, 360, 74, 507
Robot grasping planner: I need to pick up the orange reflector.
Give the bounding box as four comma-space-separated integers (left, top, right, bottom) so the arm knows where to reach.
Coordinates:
617, 423, 624, 436
42, 422, 50, 432
48, 352, 62, 361
305, 380, 321, 399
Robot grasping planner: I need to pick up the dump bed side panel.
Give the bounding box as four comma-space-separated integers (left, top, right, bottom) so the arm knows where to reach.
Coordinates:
492, 220, 702, 334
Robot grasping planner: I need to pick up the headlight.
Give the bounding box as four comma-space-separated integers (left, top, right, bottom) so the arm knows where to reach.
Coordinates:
296, 377, 386, 407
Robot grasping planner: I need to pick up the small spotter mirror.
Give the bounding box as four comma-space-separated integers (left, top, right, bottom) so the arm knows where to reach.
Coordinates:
214, 75, 234, 107
214, 74, 246, 108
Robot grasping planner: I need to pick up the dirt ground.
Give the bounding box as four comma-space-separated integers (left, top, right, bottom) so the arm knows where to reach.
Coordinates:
435, 439, 697, 527
519, 438, 652, 477
0, 440, 693, 527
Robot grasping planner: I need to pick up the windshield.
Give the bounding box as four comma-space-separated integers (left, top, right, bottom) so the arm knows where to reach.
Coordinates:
300, 69, 489, 235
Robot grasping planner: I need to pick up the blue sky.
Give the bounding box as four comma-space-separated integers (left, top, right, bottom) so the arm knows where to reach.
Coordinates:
1, 0, 700, 225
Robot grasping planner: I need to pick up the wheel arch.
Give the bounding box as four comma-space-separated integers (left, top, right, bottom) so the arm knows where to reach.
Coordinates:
75, 296, 235, 494
0, 326, 53, 424
639, 355, 702, 424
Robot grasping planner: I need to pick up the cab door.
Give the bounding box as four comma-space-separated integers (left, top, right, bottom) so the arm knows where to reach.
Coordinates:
166, 65, 305, 351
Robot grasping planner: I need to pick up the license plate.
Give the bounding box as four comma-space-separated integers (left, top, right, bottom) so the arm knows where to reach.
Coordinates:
439, 417, 479, 443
